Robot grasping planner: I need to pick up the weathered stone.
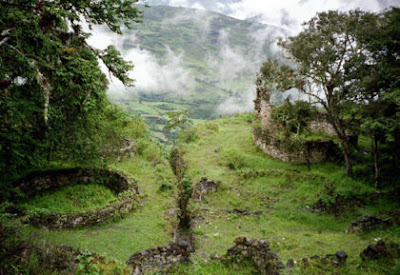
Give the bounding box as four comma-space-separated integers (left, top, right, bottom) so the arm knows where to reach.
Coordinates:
126, 240, 191, 273
346, 216, 393, 233
13, 167, 139, 197
310, 255, 320, 260
17, 169, 140, 229
335, 251, 348, 265
224, 237, 283, 275
253, 88, 339, 164
360, 241, 400, 261
286, 258, 295, 268
192, 177, 220, 201
178, 240, 189, 248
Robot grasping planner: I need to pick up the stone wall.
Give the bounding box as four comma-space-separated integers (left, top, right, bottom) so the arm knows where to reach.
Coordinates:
224, 237, 284, 275
13, 168, 139, 196
310, 115, 336, 136
253, 88, 338, 164
126, 241, 191, 274
27, 192, 139, 229
254, 127, 335, 164
11, 168, 140, 229
254, 87, 274, 128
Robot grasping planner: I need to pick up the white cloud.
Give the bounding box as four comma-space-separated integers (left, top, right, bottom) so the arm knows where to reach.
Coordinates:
216, 86, 257, 115
144, 0, 400, 34
106, 46, 194, 98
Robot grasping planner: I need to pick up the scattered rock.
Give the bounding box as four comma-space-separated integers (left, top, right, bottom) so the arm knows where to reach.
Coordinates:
335, 251, 348, 265
346, 216, 393, 233
288, 250, 348, 271
192, 177, 220, 201
312, 195, 363, 216
360, 241, 400, 261
286, 258, 294, 268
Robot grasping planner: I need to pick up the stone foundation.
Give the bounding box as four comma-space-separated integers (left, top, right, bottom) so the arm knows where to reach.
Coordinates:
224, 237, 284, 275
361, 241, 400, 261
13, 168, 139, 196
254, 127, 335, 164
126, 241, 191, 274
346, 216, 393, 233
11, 168, 140, 229
27, 192, 139, 229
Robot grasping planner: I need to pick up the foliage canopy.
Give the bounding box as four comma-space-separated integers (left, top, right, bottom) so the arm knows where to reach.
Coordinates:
0, 0, 142, 181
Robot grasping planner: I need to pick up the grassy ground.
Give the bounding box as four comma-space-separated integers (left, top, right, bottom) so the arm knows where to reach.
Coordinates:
17, 184, 116, 214
18, 114, 399, 274
23, 148, 177, 264
176, 114, 400, 274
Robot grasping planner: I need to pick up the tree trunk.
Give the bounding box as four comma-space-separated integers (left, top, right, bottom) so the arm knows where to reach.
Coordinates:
328, 111, 353, 177
341, 139, 353, 177
372, 136, 380, 189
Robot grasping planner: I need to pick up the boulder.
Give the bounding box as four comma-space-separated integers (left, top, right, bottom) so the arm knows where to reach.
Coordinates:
192, 177, 220, 201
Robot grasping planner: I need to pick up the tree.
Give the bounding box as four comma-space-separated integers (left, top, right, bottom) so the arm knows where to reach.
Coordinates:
348, 8, 400, 187
0, 0, 142, 180
273, 10, 381, 177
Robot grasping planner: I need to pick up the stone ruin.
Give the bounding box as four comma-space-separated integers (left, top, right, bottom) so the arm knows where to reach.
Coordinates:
9, 168, 140, 229
346, 215, 393, 233
116, 138, 136, 162
285, 251, 348, 272
360, 240, 400, 261
253, 87, 337, 164
223, 236, 284, 275
13, 167, 139, 197
192, 177, 220, 201
126, 240, 192, 274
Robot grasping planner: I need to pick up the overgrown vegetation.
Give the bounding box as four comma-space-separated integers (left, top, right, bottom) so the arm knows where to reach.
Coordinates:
259, 8, 400, 178
180, 114, 400, 274
0, 0, 142, 182
1, 2, 399, 274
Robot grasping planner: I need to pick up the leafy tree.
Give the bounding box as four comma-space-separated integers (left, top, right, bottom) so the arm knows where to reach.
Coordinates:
261, 8, 400, 179
0, 0, 142, 181
164, 110, 191, 130
348, 8, 400, 187
267, 10, 380, 176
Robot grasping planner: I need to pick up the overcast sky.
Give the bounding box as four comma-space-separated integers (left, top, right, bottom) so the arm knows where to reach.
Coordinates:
140, 0, 400, 33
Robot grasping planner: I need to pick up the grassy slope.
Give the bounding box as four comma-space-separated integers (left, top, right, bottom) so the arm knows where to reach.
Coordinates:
20, 114, 399, 273
18, 184, 116, 214
24, 153, 177, 263
179, 114, 400, 274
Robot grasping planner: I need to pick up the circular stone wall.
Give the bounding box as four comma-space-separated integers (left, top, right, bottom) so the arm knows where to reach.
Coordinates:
12, 168, 140, 229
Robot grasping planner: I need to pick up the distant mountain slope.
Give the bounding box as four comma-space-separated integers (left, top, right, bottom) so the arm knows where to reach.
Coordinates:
102, 5, 284, 142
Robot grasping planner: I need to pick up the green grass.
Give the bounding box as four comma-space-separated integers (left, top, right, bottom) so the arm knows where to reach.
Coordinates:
21, 114, 399, 274
24, 143, 177, 263
18, 184, 116, 214
176, 114, 400, 274
168, 261, 257, 275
